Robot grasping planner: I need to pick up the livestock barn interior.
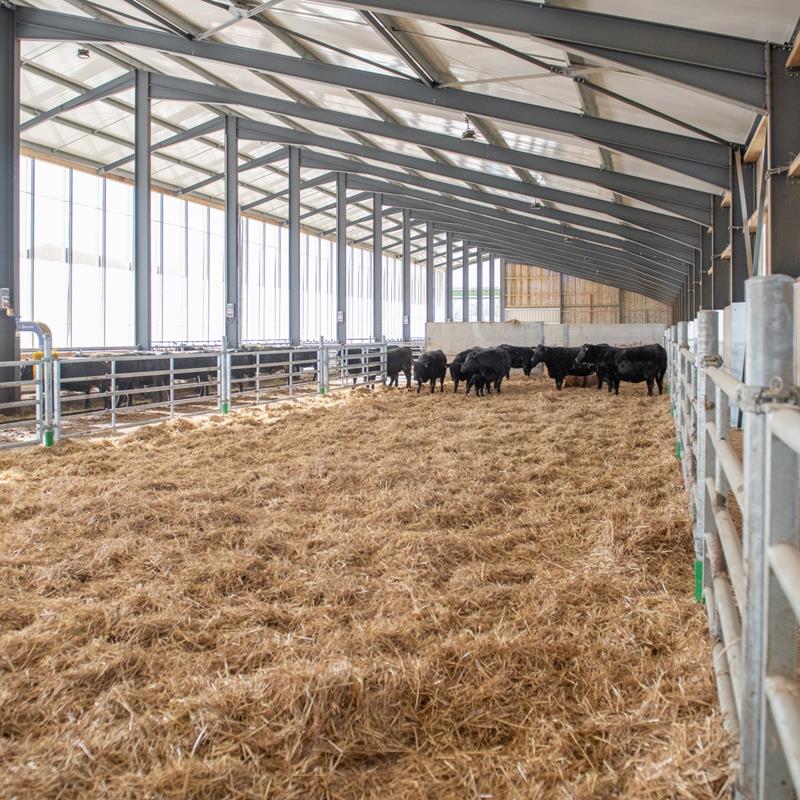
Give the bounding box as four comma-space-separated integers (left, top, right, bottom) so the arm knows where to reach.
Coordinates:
1, 1, 800, 798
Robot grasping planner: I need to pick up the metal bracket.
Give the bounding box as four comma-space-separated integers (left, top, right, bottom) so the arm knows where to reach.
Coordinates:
736, 378, 800, 414
701, 354, 723, 368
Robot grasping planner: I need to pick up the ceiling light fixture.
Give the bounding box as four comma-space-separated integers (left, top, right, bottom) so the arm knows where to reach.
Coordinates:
461, 117, 476, 141
76, 47, 90, 60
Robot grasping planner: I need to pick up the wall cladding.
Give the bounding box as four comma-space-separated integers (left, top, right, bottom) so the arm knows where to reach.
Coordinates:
505, 263, 672, 325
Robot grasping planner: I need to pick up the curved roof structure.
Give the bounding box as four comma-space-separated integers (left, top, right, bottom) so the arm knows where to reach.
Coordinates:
10, 0, 800, 306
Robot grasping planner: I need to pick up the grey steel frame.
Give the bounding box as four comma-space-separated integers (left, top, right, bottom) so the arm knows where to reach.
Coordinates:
667, 275, 800, 799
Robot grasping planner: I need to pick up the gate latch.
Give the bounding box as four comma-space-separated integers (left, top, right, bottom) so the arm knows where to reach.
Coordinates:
736, 377, 800, 414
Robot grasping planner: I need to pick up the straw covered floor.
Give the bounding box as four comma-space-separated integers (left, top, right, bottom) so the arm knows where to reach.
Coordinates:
0, 379, 733, 798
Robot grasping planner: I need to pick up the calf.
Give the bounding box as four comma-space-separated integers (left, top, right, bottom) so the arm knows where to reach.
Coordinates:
497, 344, 534, 377
413, 349, 447, 393
386, 346, 413, 387
463, 348, 511, 396
448, 347, 483, 393
576, 343, 667, 396
530, 345, 593, 390
574, 343, 613, 391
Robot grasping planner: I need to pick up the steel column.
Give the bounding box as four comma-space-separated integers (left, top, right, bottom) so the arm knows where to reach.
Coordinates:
224, 115, 239, 348
134, 70, 151, 350
476, 247, 483, 322
499, 258, 506, 321
766, 44, 800, 278
462, 240, 469, 322
739, 276, 797, 799
445, 232, 453, 322
425, 222, 435, 323
701, 225, 713, 309
0, 7, 18, 404
288, 146, 300, 345
402, 208, 411, 341
372, 192, 382, 341
730, 150, 754, 303
336, 172, 347, 343
488, 254, 495, 322
712, 194, 730, 309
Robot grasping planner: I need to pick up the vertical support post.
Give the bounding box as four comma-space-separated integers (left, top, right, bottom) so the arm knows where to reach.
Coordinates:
224, 116, 239, 349
701, 228, 713, 309
476, 246, 483, 322
766, 44, 800, 278
731, 149, 753, 303
675, 321, 688, 462
336, 172, 347, 344
425, 222, 435, 323
402, 208, 411, 341
445, 232, 453, 322
761, 360, 799, 798
0, 7, 19, 405
695, 309, 718, 602
134, 70, 151, 351
372, 193, 382, 341
488, 254, 495, 323
462, 240, 469, 322
712, 194, 730, 309
738, 275, 796, 800
499, 257, 506, 322
288, 147, 301, 345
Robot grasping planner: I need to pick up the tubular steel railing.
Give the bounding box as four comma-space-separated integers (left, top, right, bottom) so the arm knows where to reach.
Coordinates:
0, 338, 425, 448
667, 275, 800, 800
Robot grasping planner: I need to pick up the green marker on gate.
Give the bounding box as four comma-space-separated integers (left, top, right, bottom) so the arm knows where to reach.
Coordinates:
694, 559, 703, 603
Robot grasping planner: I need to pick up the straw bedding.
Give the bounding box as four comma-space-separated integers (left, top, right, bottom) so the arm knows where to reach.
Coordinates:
0, 379, 733, 799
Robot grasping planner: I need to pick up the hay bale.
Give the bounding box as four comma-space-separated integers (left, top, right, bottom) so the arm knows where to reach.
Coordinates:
0, 381, 733, 798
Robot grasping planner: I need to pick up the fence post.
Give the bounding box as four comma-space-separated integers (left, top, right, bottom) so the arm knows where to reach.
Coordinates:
695, 310, 718, 602
220, 336, 230, 414
676, 322, 688, 464
318, 336, 326, 395
42, 336, 55, 448
738, 275, 796, 800
381, 337, 388, 385
289, 349, 294, 397
53, 358, 61, 442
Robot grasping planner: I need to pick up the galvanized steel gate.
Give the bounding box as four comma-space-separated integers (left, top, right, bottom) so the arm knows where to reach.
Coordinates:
668, 274, 800, 799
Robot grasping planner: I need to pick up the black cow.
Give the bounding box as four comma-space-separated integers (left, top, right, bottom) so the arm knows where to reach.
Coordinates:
463, 348, 511, 396
58, 360, 110, 410
19, 360, 109, 410
112, 357, 169, 407
413, 350, 447, 393
530, 345, 593, 391
576, 343, 667, 396
386, 346, 413, 387
497, 344, 534, 377
448, 347, 484, 393
175, 354, 218, 397
573, 343, 613, 391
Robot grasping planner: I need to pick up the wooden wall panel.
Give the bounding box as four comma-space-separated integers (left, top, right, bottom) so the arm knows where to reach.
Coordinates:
505, 264, 672, 324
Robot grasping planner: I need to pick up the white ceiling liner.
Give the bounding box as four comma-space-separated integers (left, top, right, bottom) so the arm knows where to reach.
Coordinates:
11, 0, 800, 287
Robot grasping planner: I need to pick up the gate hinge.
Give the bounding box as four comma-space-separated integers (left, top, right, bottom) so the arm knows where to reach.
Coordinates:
735, 378, 800, 414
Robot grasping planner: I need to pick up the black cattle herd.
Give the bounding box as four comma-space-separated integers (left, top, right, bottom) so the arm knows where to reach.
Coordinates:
19, 340, 667, 411
392, 342, 668, 397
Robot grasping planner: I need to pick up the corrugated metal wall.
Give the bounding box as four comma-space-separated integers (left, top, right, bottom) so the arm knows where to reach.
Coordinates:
505, 263, 672, 325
